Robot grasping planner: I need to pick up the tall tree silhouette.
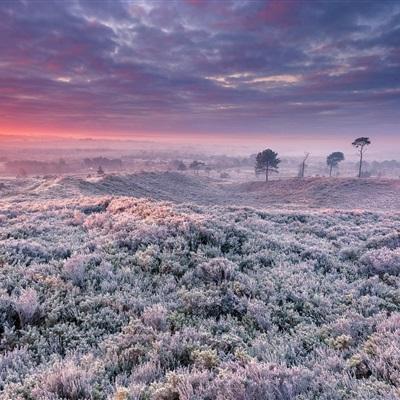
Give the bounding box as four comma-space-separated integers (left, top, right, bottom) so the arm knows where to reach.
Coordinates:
255, 149, 280, 182
352, 137, 371, 178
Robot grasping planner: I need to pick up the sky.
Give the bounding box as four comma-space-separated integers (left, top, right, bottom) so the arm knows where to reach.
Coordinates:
0, 0, 399, 148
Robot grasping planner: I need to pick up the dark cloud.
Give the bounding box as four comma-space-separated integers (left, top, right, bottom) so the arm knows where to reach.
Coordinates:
0, 0, 399, 137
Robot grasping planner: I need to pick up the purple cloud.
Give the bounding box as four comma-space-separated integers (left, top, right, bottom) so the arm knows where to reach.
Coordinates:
0, 0, 399, 138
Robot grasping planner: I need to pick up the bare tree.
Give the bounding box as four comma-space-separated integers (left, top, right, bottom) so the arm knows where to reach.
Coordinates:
352, 137, 371, 178
298, 153, 310, 178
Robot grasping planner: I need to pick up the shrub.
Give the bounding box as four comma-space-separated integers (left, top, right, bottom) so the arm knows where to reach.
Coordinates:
1, 193, 400, 399
32, 359, 95, 400
14, 288, 40, 328
191, 349, 219, 369
142, 304, 169, 332
194, 258, 236, 284
358, 313, 400, 386
360, 248, 400, 276
63, 255, 89, 286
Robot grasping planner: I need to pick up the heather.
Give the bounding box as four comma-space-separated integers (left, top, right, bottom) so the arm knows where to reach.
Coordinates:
0, 186, 399, 399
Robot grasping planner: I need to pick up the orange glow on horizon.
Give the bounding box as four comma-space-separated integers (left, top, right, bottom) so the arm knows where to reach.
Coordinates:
1, 124, 399, 159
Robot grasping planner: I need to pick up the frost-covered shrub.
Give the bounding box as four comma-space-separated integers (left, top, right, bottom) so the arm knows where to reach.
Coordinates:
155, 327, 213, 370
114, 386, 130, 400
354, 313, 400, 386
130, 361, 162, 385
70, 210, 85, 226
245, 299, 271, 331
1, 193, 400, 399
301, 247, 336, 272
331, 334, 352, 350
32, 359, 96, 400
0, 297, 19, 331
101, 321, 156, 376
149, 369, 213, 400
213, 361, 313, 400
339, 246, 360, 261
4, 239, 50, 264
142, 304, 168, 332
366, 232, 400, 250
191, 349, 219, 369
194, 258, 236, 284
63, 255, 89, 286
360, 247, 400, 276
14, 288, 40, 328
0, 347, 33, 390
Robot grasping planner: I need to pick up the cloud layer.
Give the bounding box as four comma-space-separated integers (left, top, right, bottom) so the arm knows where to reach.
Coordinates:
1, 0, 399, 138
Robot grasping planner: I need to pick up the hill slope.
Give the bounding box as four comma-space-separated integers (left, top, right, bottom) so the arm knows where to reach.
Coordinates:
232, 177, 400, 211
2, 173, 399, 211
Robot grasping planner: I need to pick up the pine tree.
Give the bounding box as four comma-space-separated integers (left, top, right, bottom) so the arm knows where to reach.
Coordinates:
255, 149, 280, 182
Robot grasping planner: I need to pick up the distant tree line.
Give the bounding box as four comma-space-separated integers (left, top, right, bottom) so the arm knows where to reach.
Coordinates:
5, 159, 68, 176
254, 137, 372, 182
169, 137, 375, 182
83, 157, 122, 170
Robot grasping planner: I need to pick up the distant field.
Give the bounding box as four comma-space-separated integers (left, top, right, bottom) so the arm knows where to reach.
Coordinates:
1, 172, 400, 211
0, 174, 399, 399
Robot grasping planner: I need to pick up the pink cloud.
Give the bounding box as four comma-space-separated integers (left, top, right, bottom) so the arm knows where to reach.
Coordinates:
256, 0, 299, 27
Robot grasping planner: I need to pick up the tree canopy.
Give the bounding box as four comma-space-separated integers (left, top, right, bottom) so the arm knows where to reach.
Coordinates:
255, 149, 280, 182
352, 137, 371, 149
327, 152, 345, 176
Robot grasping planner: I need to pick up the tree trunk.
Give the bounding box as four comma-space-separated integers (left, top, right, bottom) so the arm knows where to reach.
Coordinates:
358, 149, 363, 178
329, 164, 332, 177
265, 166, 269, 182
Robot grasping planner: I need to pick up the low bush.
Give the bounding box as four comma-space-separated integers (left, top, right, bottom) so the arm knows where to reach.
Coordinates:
0, 195, 399, 399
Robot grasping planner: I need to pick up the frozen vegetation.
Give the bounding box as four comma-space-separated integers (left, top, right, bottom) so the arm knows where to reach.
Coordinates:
1, 172, 400, 211
0, 173, 399, 399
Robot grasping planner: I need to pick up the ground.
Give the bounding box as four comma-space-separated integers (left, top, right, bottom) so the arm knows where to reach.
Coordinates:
2, 172, 400, 211
0, 173, 399, 399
